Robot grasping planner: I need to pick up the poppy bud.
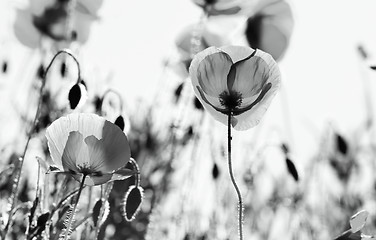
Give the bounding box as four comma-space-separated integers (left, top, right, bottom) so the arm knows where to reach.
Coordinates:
212, 163, 220, 180
122, 186, 143, 222
193, 97, 203, 110
92, 199, 110, 227
114, 115, 125, 131
68, 83, 86, 109
174, 82, 184, 103
285, 157, 298, 182
281, 143, 289, 155
37, 64, 45, 79
335, 133, 348, 155
2, 61, 8, 73
60, 61, 66, 77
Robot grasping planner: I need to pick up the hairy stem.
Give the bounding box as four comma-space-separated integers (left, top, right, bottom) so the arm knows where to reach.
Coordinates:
227, 112, 243, 240
3, 49, 81, 239
62, 174, 86, 240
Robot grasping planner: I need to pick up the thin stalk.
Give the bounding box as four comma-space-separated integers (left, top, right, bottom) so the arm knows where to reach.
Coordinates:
3, 49, 81, 239
129, 158, 141, 187
93, 182, 114, 239
227, 112, 243, 240
62, 174, 87, 240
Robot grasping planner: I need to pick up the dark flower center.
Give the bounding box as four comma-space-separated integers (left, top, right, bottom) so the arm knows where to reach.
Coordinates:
219, 91, 243, 111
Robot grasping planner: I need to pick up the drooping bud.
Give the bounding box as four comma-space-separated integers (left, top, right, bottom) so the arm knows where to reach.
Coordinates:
68, 82, 87, 109
285, 157, 298, 182
2, 61, 8, 73
122, 186, 143, 222
60, 61, 67, 77
114, 115, 125, 131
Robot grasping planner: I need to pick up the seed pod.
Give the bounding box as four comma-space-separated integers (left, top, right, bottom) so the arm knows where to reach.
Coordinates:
335, 133, 348, 155
68, 82, 86, 109
285, 157, 298, 182
212, 163, 219, 180
122, 186, 143, 222
114, 115, 125, 131
193, 97, 203, 110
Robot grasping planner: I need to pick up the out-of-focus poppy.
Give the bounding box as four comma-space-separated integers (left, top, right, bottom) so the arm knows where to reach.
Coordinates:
13, 0, 103, 48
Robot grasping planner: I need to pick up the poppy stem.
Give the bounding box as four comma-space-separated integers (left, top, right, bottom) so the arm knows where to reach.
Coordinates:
129, 158, 141, 187
3, 49, 81, 239
227, 112, 244, 240
62, 174, 87, 240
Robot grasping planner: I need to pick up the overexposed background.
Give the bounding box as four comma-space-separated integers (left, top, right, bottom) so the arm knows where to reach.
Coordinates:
1, 0, 376, 176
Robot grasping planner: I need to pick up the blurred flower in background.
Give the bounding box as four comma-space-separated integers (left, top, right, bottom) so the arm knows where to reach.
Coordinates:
13, 0, 103, 49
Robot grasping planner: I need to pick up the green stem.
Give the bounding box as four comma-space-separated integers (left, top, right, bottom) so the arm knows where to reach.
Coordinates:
227, 112, 243, 240
63, 174, 86, 240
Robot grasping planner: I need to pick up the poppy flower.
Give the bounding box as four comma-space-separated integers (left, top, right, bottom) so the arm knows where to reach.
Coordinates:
243, 0, 294, 61
192, 0, 243, 15
189, 45, 281, 130
190, 0, 294, 61
13, 0, 103, 48
45, 113, 134, 186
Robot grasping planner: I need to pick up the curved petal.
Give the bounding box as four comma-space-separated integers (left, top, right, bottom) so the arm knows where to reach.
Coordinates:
196, 52, 233, 96
231, 50, 278, 98
46, 113, 106, 166
220, 45, 255, 63
62, 131, 86, 172
96, 120, 131, 172
190, 47, 231, 96
84, 135, 106, 171
232, 74, 281, 131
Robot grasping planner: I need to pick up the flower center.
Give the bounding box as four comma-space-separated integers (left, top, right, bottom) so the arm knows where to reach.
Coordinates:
219, 91, 243, 111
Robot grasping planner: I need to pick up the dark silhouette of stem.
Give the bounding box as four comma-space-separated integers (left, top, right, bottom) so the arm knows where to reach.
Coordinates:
227, 112, 243, 240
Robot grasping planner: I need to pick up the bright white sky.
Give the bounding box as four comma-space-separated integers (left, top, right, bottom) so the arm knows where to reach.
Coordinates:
2, 0, 376, 163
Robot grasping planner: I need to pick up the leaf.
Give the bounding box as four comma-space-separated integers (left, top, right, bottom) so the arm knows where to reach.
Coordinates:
114, 115, 125, 131
122, 186, 143, 222
212, 163, 220, 180
286, 157, 299, 181
333, 229, 361, 240
350, 210, 368, 233
68, 84, 82, 109
336, 133, 348, 155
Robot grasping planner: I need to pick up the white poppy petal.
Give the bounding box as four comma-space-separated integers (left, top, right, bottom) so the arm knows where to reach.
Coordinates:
232, 51, 278, 98
99, 120, 131, 172
84, 135, 106, 171
190, 47, 223, 93
196, 52, 232, 96
46, 113, 104, 166
220, 45, 255, 63
62, 131, 85, 172
232, 76, 280, 130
